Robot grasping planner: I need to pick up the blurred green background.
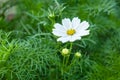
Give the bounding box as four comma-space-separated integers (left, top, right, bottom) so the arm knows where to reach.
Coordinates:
0, 0, 120, 80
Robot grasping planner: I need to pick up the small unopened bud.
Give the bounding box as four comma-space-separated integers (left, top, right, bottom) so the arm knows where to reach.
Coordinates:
61, 48, 69, 56
75, 52, 81, 58
48, 13, 55, 19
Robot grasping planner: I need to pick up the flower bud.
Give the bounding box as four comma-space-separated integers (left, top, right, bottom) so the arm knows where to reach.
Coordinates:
75, 52, 81, 58
48, 13, 55, 19
61, 48, 69, 56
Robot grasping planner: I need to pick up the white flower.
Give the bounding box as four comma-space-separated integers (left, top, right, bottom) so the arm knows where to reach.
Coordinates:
52, 17, 90, 43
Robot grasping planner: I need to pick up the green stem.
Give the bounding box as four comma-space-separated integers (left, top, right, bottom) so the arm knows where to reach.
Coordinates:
61, 43, 73, 75
68, 56, 76, 70
65, 43, 73, 66
69, 42, 73, 52
61, 56, 65, 75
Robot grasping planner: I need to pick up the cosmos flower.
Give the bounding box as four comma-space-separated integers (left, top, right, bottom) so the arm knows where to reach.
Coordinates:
52, 17, 90, 43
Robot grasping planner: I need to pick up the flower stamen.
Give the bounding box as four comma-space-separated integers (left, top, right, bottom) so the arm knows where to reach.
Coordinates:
67, 29, 76, 35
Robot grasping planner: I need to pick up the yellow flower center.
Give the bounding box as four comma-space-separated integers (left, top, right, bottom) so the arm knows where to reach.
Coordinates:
67, 29, 76, 35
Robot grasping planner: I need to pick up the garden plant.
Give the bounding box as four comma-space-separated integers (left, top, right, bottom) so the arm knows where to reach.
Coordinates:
0, 0, 120, 80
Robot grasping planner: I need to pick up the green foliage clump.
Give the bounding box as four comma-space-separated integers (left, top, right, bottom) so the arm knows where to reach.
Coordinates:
0, 32, 59, 80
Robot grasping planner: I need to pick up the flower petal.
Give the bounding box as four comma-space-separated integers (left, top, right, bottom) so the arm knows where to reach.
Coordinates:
54, 23, 65, 31
76, 30, 90, 37
72, 17, 80, 29
62, 18, 72, 29
57, 36, 71, 43
78, 21, 89, 30
52, 29, 67, 37
69, 36, 81, 42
